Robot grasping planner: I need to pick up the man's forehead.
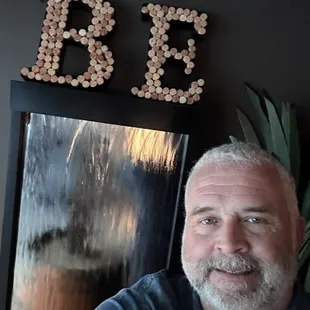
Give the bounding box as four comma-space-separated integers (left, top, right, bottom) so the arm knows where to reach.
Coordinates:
190, 162, 280, 184
185, 162, 284, 210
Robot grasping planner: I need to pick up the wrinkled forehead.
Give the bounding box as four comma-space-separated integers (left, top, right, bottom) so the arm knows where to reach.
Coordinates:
185, 162, 285, 212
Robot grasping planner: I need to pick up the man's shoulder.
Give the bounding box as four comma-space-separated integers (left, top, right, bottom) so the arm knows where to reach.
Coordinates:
290, 284, 310, 309
96, 269, 201, 310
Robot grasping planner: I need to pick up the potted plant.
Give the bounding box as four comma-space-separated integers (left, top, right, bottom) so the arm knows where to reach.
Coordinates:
230, 84, 310, 291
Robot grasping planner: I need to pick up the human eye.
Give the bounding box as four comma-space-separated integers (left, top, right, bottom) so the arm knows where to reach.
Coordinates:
245, 217, 265, 224
200, 218, 218, 225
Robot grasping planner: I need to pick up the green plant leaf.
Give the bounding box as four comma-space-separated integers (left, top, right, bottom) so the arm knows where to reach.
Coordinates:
264, 97, 290, 171
304, 265, 310, 293
246, 84, 273, 153
301, 181, 310, 221
229, 136, 239, 144
289, 104, 300, 188
281, 102, 290, 144
236, 109, 261, 147
299, 221, 310, 268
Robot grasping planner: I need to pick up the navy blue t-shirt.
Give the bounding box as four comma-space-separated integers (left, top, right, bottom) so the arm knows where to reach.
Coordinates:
96, 270, 310, 310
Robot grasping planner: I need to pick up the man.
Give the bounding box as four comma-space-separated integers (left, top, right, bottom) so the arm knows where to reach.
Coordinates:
96, 143, 310, 309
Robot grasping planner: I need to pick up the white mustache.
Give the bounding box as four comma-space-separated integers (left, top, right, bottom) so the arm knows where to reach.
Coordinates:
203, 254, 260, 273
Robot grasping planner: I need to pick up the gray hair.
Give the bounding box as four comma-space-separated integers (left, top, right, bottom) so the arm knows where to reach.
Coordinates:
184, 142, 299, 220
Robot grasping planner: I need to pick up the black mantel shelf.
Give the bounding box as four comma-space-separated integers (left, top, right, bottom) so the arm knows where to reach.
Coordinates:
10, 80, 196, 135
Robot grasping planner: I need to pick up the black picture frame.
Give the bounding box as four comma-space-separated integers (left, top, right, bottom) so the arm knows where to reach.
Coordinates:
0, 80, 199, 310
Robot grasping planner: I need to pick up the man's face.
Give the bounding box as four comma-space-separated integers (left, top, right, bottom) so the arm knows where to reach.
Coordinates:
181, 163, 304, 310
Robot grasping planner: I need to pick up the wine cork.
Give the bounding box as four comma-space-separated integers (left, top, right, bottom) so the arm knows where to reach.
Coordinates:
179, 96, 187, 104
131, 87, 139, 95
189, 52, 196, 59
44, 62, 52, 69
181, 49, 189, 56
81, 37, 88, 45
162, 34, 169, 41
187, 97, 194, 105
175, 53, 182, 60
35, 73, 42, 81
71, 79, 79, 87
193, 94, 201, 102
48, 68, 56, 76
177, 89, 184, 96
138, 90, 145, 98
194, 16, 201, 24
27, 72, 35, 79
163, 87, 169, 95
53, 48, 61, 55
141, 84, 149, 91
32, 65, 40, 73
84, 72, 91, 80
183, 56, 191, 64
83, 81, 90, 88
196, 87, 203, 94
154, 80, 161, 87
41, 74, 50, 82
156, 87, 163, 94
145, 92, 152, 99
172, 95, 179, 103
189, 87, 196, 95
187, 15, 194, 23
90, 80, 98, 87
151, 93, 159, 100
146, 79, 154, 86
39, 68, 47, 75
65, 75, 73, 83
158, 68, 164, 76
63, 31, 70, 39
141, 6, 148, 14
184, 91, 190, 98
168, 7, 176, 14
103, 72, 111, 79
198, 79, 205, 86
155, 62, 161, 69
77, 75, 85, 83
158, 93, 165, 101
192, 81, 199, 89
157, 50, 164, 58
58, 76, 65, 84
97, 77, 104, 85
187, 62, 195, 69
50, 75, 58, 83
191, 10, 198, 17
188, 39, 195, 46
171, 48, 177, 56
89, 45, 96, 53
41, 33, 49, 40
21, 67, 29, 76
201, 13, 208, 20
106, 65, 113, 73
198, 28, 206, 35
95, 64, 102, 71
172, 13, 179, 20
170, 88, 177, 96
165, 94, 172, 102
153, 73, 160, 80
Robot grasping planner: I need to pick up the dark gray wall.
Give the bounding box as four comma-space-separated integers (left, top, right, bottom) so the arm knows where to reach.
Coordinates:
1, 0, 310, 242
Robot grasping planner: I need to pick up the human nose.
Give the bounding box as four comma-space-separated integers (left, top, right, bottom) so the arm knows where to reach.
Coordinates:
215, 219, 249, 254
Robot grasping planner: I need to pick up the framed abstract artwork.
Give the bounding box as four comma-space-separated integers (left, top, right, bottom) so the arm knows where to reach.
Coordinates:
0, 81, 198, 310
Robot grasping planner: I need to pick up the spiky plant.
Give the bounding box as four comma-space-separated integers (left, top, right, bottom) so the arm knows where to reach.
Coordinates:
230, 84, 310, 291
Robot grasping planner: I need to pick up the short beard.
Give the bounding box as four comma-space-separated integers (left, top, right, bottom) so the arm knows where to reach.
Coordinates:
181, 251, 297, 310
